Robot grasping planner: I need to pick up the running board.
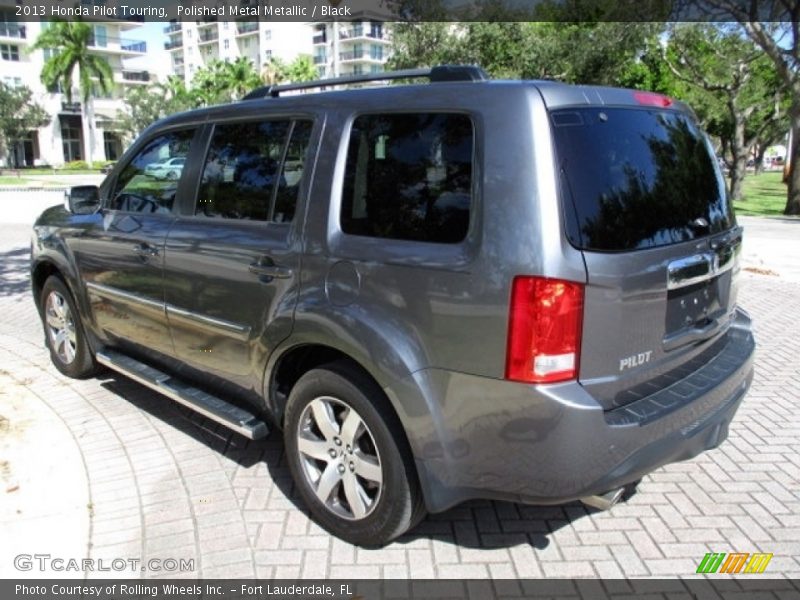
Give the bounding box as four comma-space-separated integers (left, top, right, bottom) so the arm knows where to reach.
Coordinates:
96, 349, 269, 440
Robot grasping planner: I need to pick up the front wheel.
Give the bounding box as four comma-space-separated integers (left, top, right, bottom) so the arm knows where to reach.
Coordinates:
284, 361, 425, 546
40, 276, 98, 379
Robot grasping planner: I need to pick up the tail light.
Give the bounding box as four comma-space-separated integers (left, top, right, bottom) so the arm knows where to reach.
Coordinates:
505, 276, 584, 384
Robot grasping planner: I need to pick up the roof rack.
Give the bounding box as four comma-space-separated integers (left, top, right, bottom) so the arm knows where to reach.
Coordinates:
242, 65, 489, 100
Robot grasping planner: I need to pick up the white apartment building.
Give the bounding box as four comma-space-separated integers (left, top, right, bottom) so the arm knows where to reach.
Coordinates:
311, 17, 391, 78
0, 11, 149, 167
166, 17, 392, 86
166, 20, 313, 85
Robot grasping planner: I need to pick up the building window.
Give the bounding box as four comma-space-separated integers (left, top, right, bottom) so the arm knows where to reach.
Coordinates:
370, 65, 383, 74
103, 131, 122, 161
60, 115, 83, 163
264, 49, 272, 59
1, 43, 20, 61
370, 45, 383, 60
92, 25, 107, 47
264, 29, 271, 41
2, 76, 22, 87
224, 39, 229, 49
341, 113, 474, 244
352, 65, 363, 75
223, 22, 228, 29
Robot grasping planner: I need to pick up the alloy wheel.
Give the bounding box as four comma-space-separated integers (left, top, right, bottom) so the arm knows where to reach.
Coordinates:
296, 396, 383, 520
45, 291, 77, 364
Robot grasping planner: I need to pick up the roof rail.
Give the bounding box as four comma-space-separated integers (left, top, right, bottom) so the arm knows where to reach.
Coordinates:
242, 65, 489, 100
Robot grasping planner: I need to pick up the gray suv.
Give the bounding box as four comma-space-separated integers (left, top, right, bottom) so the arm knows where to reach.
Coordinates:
31, 66, 754, 546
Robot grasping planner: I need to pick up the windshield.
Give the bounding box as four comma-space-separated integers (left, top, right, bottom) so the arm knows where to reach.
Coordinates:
551, 107, 734, 252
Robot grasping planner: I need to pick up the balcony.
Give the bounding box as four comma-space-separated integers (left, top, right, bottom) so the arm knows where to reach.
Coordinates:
164, 23, 181, 34
165, 39, 183, 50
121, 70, 150, 83
236, 22, 258, 35
198, 30, 219, 44
61, 101, 81, 113
340, 51, 384, 62
0, 23, 26, 39
339, 28, 387, 41
312, 34, 327, 45
121, 39, 146, 53
313, 55, 326, 65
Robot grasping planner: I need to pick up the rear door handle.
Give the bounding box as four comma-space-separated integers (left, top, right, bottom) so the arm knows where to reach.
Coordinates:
248, 259, 293, 281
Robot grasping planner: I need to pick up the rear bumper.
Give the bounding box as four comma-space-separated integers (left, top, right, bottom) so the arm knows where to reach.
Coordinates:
410, 308, 754, 513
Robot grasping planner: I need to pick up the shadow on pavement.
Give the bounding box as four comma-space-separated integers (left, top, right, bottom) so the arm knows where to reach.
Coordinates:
0, 246, 31, 299
97, 370, 614, 551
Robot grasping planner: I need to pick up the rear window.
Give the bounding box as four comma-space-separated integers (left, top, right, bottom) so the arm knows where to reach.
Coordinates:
551, 107, 733, 252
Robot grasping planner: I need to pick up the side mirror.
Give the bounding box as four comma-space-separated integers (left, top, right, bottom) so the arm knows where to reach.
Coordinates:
65, 185, 100, 215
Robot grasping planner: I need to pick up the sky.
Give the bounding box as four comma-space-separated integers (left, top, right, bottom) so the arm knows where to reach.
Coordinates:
124, 22, 170, 80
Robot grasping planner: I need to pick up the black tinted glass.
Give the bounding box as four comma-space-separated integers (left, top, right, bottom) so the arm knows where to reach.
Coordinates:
197, 121, 291, 221
273, 120, 312, 224
111, 129, 195, 213
341, 113, 473, 244
552, 108, 733, 251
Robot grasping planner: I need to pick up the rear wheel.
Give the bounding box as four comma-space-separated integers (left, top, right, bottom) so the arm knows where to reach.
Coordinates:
40, 276, 98, 379
284, 361, 425, 546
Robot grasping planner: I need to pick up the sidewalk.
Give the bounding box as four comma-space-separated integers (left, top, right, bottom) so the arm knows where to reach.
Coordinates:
1, 216, 799, 579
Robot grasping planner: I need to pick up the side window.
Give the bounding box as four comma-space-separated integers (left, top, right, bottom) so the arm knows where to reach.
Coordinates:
341, 113, 473, 244
111, 129, 195, 213
196, 119, 312, 222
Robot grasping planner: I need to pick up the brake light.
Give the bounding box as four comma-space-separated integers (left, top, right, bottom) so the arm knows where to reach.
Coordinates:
505, 276, 584, 384
633, 91, 673, 107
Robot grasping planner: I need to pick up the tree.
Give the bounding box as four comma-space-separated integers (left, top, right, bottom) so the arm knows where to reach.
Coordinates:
31, 20, 114, 165
259, 55, 319, 86
663, 24, 785, 201
388, 21, 660, 86
0, 83, 49, 167
702, 0, 800, 214
116, 76, 195, 140
224, 56, 262, 100
282, 55, 319, 83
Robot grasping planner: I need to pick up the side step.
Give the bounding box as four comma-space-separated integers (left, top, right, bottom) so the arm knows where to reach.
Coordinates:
96, 348, 269, 440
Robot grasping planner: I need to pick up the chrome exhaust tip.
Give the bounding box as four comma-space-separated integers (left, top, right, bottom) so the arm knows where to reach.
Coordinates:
580, 487, 625, 511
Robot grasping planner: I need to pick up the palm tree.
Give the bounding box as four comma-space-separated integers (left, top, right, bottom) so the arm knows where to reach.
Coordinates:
31, 21, 113, 165
225, 57, 262, 100
284, 55, 319, 84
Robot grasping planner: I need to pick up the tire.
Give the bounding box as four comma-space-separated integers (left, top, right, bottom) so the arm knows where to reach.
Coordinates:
40, 276, 98, 379
284, 361, 426, 546
167, 170, 178, 180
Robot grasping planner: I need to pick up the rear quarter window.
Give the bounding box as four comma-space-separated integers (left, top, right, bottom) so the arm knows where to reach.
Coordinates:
340, 113, 474, 244
552, 107, 734, 252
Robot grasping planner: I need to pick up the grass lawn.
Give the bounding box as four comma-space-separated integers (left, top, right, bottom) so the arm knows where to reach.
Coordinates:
734, 171, 789, 217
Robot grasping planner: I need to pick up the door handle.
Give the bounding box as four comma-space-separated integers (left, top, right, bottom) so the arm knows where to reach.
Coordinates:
248, 259, 293, 281
132, 243, 159, 257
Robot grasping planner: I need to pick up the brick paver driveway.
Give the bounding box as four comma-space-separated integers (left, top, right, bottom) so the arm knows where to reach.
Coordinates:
1, 220, 798, 580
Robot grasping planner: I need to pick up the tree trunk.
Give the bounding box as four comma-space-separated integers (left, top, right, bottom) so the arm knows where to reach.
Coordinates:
81, 100, 94, 166
785, 103, 800, 215
754, 144, 766, 175
728, 105, 748, 202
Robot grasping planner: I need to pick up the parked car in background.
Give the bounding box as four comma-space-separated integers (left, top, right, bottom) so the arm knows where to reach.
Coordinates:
30, 66, 754, 546
144, 157, 185, 179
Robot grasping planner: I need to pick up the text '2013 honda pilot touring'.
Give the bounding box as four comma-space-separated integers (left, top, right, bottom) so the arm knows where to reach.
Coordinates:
31, 66, 754, 546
